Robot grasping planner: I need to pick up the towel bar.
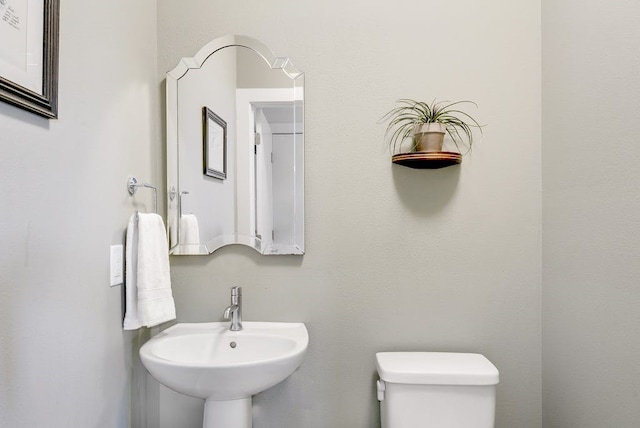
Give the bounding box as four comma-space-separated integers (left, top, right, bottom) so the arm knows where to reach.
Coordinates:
128, 177, 157, 213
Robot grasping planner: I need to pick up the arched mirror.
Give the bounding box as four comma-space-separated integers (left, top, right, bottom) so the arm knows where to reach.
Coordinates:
166, 35, 304, 255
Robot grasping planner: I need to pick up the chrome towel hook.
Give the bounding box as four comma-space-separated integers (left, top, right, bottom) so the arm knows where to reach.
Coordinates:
128, 177, 158, 214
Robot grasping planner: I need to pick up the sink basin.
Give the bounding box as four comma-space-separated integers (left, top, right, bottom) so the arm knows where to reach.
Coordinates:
139, 321, 309, 401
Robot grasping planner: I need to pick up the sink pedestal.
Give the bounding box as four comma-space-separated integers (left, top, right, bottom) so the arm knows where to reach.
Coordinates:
203, 398, 252, 428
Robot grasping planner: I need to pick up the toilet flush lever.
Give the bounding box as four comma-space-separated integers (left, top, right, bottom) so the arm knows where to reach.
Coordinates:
377, 380, 386, 401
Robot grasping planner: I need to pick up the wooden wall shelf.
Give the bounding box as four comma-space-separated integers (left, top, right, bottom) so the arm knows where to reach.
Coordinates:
392, 152, 462, 169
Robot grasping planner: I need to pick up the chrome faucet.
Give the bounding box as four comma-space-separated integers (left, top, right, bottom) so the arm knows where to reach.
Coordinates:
223, 286, 243, 331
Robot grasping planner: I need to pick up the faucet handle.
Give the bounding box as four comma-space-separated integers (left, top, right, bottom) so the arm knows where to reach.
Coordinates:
231, 286, 241, 296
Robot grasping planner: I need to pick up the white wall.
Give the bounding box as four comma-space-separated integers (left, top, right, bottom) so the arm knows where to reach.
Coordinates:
0, 0, 159, 426
157, 1, 542, 427
542, 0, 640, 426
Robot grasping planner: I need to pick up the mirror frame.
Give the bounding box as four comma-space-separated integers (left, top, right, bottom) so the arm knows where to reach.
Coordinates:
166, 35, 305, 255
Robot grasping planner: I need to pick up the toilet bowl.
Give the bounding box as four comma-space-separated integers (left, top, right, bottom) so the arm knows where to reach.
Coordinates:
376, 352, 499, 428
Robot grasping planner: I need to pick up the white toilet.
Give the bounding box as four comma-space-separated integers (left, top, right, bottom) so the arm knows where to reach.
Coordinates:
376, 352, 499, 428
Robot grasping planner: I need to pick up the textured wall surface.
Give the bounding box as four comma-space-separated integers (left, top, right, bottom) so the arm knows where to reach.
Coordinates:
542, 0, 640, 426
0, 1, 160, 426
156, 1, 542, 427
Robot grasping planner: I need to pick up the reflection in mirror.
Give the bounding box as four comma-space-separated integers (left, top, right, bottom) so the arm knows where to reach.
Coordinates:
167, 36, 304, 255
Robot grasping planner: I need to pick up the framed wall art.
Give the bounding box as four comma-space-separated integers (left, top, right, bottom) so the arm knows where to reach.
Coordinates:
0, 0, 59, 118
202, 106, 227, 180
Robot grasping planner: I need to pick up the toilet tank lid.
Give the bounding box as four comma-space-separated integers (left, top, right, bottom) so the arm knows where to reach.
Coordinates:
376, 352, 499, 386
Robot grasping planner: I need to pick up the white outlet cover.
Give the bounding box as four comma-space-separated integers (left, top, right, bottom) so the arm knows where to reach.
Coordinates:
110, 245, 124, 287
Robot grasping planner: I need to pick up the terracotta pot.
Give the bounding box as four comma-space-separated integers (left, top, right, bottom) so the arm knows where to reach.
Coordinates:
413, 123, 446, 152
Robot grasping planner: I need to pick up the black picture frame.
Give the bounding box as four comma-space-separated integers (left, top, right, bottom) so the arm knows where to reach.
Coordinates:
202, 106, 227, 180
0, 0, 59, 119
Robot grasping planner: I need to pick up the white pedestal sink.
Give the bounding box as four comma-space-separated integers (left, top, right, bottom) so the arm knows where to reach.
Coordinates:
140, 322, 309, 428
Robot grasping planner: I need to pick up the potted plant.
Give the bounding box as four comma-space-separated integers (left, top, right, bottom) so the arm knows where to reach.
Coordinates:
382, 99, 482, 154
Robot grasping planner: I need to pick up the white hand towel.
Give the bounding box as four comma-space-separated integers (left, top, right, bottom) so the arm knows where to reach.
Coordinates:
123, 213, 176, 330
179, 214, 200, 245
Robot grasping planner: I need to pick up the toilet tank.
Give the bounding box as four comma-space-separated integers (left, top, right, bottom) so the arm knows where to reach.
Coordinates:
376, 352, 499, 428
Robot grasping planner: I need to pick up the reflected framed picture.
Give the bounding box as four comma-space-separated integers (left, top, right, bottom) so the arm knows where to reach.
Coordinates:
0, 0, 59, 118
202, 106, 227, 180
